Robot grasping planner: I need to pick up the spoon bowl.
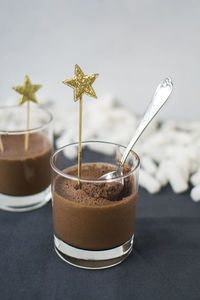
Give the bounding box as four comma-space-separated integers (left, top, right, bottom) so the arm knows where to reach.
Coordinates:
101, 169, 124, 183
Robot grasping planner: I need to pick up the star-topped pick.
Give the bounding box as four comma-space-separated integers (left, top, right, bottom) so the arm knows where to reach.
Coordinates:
13, 75, 42, 105
62, 64, 99, 182
62, 64, 99, 101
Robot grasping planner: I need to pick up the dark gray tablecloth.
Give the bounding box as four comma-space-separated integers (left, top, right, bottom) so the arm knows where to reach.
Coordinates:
1, 149, 200, 300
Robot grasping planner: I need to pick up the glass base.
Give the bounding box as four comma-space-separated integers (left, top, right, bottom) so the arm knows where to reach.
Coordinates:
54, 235, 134, 269
0, 186, 51, 212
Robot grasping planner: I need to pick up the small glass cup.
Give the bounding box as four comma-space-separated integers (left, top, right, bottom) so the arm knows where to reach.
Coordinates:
0, 105, 53, 212
51, 141, 140, 269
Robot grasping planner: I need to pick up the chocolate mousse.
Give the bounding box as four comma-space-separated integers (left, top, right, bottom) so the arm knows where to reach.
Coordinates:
0, 133, 52, 196
53, 163, 137, 250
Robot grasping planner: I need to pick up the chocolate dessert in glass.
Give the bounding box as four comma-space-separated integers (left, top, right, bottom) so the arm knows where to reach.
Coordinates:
51, 141, 140, 269
0, 105, 53, 212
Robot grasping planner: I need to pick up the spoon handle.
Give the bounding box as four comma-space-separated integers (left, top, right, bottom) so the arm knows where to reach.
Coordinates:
119, 77, 173, 168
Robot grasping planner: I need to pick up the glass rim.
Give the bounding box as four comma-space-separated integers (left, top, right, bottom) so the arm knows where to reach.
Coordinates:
50, 141, 140, 183
0, 105, 53, 135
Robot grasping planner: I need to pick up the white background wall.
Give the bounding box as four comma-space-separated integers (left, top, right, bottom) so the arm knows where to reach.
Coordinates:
0, 0, 200, 120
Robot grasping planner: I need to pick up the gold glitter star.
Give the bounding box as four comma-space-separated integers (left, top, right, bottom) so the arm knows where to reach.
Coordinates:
13, 75, 42, 105
62, 64, 99, 101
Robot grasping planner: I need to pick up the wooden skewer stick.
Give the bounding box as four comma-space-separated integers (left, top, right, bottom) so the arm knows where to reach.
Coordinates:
25, 100, 30, 151
78, 95, 83, 183
0, 136, 4, 152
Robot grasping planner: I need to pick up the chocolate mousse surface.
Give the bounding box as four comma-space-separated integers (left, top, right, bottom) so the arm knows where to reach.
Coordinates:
0, 133, 52, 196
53, 163, 137, 250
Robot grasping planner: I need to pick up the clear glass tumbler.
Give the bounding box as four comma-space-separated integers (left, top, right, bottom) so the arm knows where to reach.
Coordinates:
0, 105, 53, 212
51, 141, 140, 269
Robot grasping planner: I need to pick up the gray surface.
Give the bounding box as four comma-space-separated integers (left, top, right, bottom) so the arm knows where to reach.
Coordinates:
0, 185, 200, 300
137, 184, 200, 218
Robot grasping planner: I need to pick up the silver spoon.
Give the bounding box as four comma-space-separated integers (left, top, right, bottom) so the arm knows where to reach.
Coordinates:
100, 77, 173, 182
